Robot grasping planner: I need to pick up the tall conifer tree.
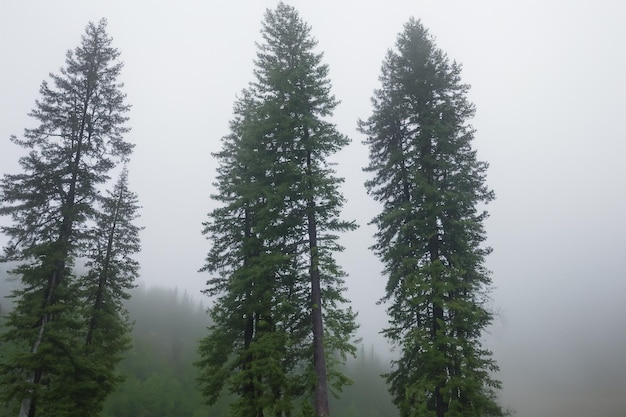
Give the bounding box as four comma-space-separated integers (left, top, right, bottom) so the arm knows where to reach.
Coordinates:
74, 167, 141, 416
0, 19, 133, 417
196, 4, 357, 416
359, 19, 506, 417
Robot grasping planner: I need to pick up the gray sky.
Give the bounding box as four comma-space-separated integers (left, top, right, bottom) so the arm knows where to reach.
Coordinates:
1, 1, 626, 416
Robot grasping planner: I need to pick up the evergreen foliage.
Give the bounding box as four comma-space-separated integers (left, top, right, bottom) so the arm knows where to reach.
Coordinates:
196, 3, 358, 416
0, 19, 136, 417
75, 167, 141, 415
359, 19, 506, 417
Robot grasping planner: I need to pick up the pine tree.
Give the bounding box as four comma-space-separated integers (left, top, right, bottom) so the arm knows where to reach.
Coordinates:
73, 167, 141, 416
196, 4, 358, 416
0, 19, 133, 417
359, 19, 506, 417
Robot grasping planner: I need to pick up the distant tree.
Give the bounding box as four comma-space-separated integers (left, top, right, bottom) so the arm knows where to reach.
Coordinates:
330, 346, 398, 417
0, 19, 133, 417
359, 19, 506, 417
196, 3, 358, 416
101, 286, 218, 417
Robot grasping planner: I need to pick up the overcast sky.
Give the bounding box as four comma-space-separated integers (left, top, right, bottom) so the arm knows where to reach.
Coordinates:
1, 1, 626, 416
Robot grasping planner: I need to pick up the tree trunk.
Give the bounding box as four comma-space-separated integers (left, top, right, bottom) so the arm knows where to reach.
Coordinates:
306, 151, 329, 417
86, 187, 122, 346
430, 231, 446, 417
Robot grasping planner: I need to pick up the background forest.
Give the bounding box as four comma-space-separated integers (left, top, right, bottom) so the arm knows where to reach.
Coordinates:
0, 278, 396, 417
100, 287, 396, 417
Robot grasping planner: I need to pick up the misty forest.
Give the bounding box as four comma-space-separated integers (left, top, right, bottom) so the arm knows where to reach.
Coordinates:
0, 3, 509, 417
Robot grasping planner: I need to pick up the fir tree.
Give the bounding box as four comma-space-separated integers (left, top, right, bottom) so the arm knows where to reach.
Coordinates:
196, 4, 358, 416
73, 167, 141, 416
0, 19, 133, 417
359, 19, 506, 417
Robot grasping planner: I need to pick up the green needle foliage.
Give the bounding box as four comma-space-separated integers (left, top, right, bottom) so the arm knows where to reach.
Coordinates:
359, 19, 507, 417
0, 19, 135, 417
75, 167, 141, 416
196, 3, 358, 416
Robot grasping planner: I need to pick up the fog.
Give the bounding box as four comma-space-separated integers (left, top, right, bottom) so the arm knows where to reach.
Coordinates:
1, 1, 626, 416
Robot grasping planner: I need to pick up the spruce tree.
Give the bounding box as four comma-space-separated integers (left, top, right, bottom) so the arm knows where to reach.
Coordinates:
0, 19, 133, 417
359, 19, 506, 417
196, 4, 358, 416
74, 167, 141, 416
